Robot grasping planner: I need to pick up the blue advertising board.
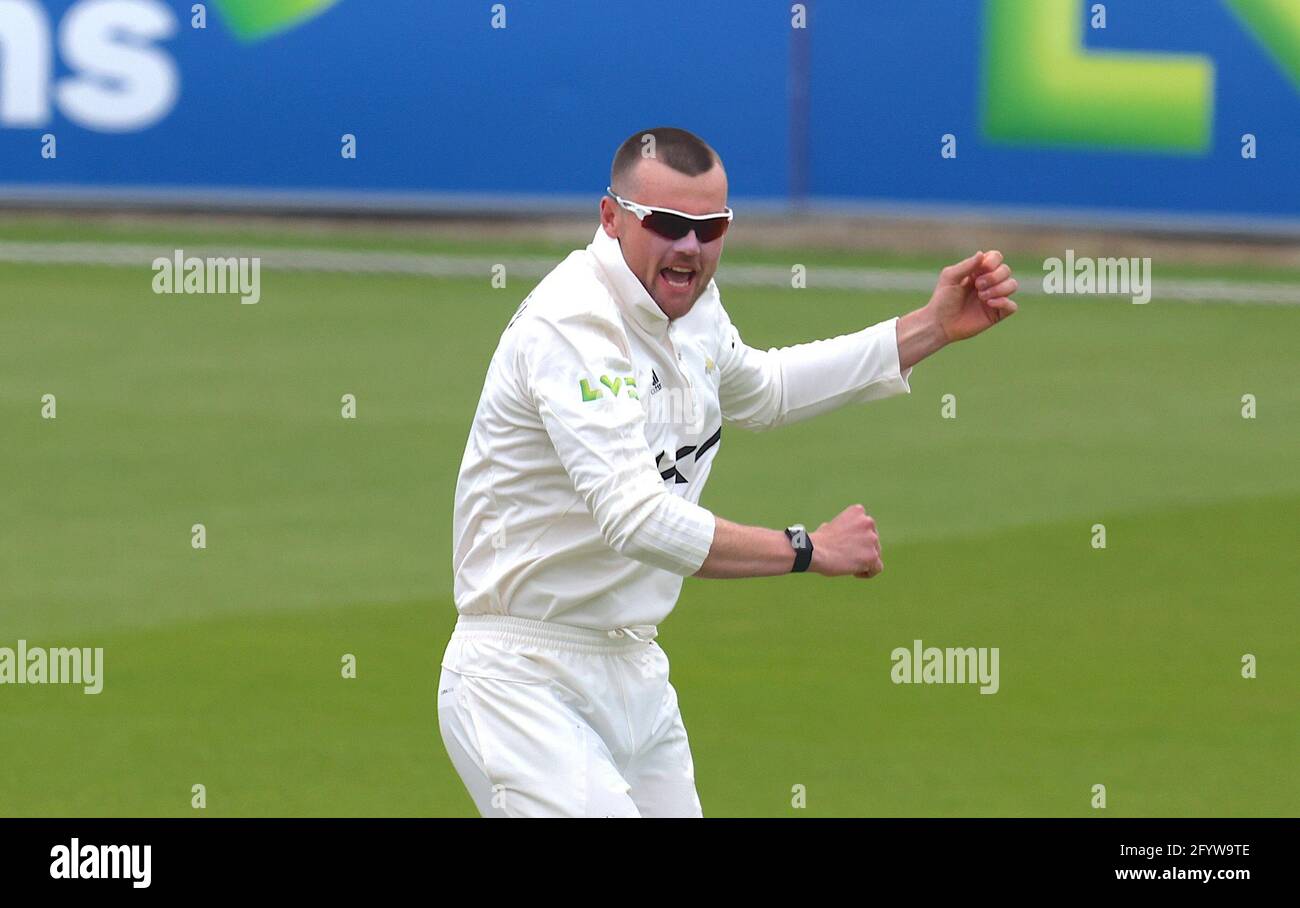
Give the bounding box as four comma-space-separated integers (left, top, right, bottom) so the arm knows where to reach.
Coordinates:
0, 0, 1297, 230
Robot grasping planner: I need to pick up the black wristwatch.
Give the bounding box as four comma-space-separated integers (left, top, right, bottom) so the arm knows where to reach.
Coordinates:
784, 524, 814, 573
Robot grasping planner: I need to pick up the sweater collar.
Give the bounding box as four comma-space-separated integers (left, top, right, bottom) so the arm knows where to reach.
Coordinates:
588, 226, 670, 335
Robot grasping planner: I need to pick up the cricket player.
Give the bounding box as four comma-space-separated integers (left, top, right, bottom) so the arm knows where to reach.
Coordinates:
439, 127, 1018, 817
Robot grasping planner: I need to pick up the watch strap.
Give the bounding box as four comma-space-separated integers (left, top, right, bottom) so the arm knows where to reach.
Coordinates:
785, 526, 813, 573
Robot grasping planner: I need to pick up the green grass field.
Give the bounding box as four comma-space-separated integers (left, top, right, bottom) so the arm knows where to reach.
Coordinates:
1, 218, 1296, 816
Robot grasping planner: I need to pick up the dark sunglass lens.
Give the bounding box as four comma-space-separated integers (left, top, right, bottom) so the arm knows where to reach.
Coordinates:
644, 212, 729, 242
694, 218, 729, 242
643, 212, 693, 240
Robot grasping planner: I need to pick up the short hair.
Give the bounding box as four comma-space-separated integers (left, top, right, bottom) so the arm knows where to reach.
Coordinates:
610, 127, 721, 194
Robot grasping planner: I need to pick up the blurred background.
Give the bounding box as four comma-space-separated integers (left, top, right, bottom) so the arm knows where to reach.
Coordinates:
1, 0, 1296, 817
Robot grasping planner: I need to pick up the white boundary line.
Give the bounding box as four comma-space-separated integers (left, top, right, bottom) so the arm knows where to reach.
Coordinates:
0, 241, 1298, 305
5, 186, 1300, 237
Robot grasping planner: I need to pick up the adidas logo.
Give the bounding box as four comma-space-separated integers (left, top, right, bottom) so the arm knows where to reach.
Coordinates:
650, 369, 662, 395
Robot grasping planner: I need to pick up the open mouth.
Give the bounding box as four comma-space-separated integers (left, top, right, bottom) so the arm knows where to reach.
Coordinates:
659, 266, 696, 290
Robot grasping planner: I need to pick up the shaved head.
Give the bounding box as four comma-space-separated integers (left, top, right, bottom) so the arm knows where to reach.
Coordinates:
610, 127, 721, 196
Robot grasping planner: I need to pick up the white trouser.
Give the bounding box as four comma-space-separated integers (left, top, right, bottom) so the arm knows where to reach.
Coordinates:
437, 613, 703, 818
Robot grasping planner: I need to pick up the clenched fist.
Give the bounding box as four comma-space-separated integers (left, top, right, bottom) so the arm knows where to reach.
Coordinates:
809, 504, 884, 579
928, 249, 1019, 343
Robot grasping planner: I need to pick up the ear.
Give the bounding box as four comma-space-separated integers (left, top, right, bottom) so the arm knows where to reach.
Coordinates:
599, 197, 620, 238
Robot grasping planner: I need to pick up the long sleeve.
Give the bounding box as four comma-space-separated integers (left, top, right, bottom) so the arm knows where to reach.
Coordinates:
716, 305, 913, 431
517, 310, 716, 576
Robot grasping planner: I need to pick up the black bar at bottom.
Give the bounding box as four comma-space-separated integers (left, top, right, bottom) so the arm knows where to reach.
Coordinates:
0, 818, 1290, 893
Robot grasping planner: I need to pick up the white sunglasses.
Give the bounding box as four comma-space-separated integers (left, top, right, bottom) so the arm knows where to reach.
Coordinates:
606, 187, 734, 242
